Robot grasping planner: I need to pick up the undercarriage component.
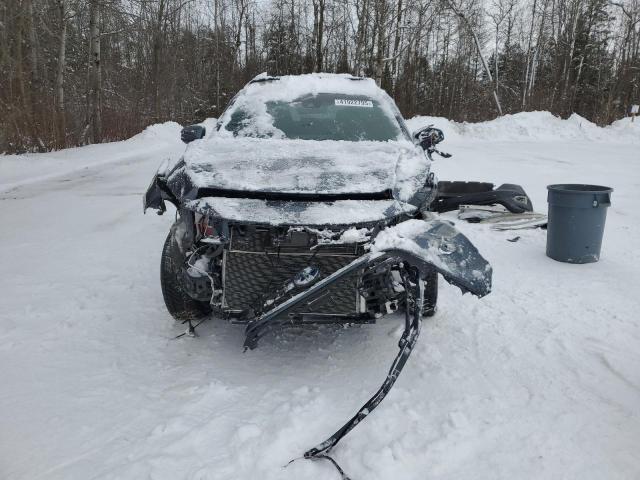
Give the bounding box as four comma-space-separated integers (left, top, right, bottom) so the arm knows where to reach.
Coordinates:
359, 258, 405, 316
179, 263, 213, 302
179, 244, 223, 304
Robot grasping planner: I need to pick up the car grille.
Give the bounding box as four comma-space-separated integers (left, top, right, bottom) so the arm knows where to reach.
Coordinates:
222, 227, 362, 316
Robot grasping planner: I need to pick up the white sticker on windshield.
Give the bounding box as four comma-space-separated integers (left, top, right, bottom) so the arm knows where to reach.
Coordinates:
334, 99, 373, 108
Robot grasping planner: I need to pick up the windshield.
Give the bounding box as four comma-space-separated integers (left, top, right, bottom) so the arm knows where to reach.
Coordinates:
223, 93, 404, 142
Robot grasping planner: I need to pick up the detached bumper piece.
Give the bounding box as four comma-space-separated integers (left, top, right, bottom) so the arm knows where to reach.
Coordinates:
246, 219, 492, 478
433, 181, 533, 214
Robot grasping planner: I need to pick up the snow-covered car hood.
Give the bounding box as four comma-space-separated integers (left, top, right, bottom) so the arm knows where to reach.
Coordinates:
180, 136, 431, 203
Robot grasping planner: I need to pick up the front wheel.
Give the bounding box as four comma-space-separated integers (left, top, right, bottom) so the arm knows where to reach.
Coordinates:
160, 228, 212, 322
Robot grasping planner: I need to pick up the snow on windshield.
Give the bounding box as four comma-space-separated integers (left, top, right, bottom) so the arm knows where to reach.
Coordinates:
217, 74, 407, 141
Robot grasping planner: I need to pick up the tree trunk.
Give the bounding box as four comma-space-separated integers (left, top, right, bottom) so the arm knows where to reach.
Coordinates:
235, 0, 246, 67
374, 0, 387, 86
151, 0, 166, 122
527, 0, 549, 107
354, 0, 369, 76
214, 0, 220, 113
494, 23, 499, 92
55, 0, 67, 147
522, 0, 537, 109
88, 0, 102, 143
314, 0, 325, 72
560, 2, 580, 112
391, 0, 403, 93
26, 0, 39, 88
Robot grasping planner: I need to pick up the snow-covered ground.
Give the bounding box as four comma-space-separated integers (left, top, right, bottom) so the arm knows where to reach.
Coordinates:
1, 112, 639, 480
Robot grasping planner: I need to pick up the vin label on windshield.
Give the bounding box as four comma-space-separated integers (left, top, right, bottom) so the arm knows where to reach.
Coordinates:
335, 99, 373, 107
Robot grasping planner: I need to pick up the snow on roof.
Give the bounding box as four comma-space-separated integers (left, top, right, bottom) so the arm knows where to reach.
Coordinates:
246, 72, 381, 98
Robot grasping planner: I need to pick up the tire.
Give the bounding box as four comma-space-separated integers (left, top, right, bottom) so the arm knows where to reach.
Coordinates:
160, 229, 212, 322
422, 267, 438, 317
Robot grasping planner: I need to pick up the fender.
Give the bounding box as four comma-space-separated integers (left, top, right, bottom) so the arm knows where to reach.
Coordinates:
372, 219, 492, 297
143, 174, 167, 213
143, 158, 195, 214
243, 219, 491, 349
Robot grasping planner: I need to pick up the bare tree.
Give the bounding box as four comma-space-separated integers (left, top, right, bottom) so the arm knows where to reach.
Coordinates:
87, 0, 102, 143
446, 0, 504, 115
488, 0, 515, 97
55, 0, 70, 146
313, 0, 326, 71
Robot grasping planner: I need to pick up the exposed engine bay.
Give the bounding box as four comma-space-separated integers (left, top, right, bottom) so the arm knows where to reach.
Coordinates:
167, 207, 492, 349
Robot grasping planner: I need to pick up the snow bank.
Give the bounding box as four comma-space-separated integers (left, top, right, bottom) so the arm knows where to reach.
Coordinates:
0, 121, 184, 193
128, 121, 183, 142
406, 111, 640, 143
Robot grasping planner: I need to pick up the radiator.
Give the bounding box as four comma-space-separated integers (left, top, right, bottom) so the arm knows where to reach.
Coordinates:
222, 227, 361, 316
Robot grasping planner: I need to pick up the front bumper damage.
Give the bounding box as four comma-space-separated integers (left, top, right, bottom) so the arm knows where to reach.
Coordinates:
272, 219, 492, 476
244, 219, 491, 349
146, 169, 493, 477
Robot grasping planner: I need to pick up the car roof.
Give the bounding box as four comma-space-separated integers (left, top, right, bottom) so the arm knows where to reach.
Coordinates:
249, 72, 366, 84
241, 73, 384, 99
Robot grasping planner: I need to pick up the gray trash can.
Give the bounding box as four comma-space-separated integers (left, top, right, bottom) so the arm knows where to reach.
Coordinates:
546, 184, 613, 263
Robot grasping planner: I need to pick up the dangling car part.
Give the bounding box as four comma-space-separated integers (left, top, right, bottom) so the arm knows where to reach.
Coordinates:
300, 262, 425, 478
143, 73, 527, 478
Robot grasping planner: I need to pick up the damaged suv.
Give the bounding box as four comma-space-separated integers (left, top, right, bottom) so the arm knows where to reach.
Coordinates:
144, 73, 494, 350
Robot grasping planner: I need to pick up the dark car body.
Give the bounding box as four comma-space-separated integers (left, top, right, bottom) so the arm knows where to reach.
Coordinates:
144, 73, 494, 348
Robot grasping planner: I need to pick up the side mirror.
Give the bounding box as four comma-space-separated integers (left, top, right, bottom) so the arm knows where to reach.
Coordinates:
413, 125, 444, 151
181, 125, 206, 144
413, 125, 451, 160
